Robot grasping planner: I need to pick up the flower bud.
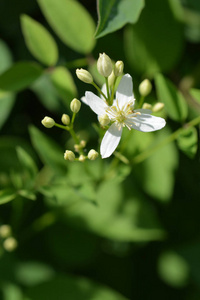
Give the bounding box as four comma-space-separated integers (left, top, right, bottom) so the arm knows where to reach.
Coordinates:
64, 150, 75, 161
80, 140, 86, 148
79, 155, 86, 162
152, 102, 165, 112
3, 237, 18, 252
142, 103, 152, 110
114, 60, 124, 76
88, 149, 99, 160
41, 116, 55, 128
76, 68, 93, 84
108, 71, 115, 87
97, 53, 113, 77
70, 98, 81, 113
139, 79, 152, 97
0, 225, 11, 238
98, 114, 110, 126
61, 114, 70, 125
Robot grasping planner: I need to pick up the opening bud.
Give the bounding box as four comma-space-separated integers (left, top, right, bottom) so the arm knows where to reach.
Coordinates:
64, 150, 75, 161
3, 237, 18, 252
79, 155, 86, 162
142, 103, 152, 110
114, 60, 124, 76
152, 102, 165, 112
76, 68, 93, 84
41, 116, 55, 128
61, 114, 70, 125
88, 149, 99, 160
70, 98, 81, 113
139, 79, 152, 97
98, 114, 110, 127
97, 53, 113, 77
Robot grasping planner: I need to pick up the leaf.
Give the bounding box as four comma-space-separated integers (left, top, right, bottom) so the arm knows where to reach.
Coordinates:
16, 146, 38, 179
0, 39, 13, 73
124, 0, 184, 76
21, 14, 58, 66
29, 126, 67, 174
95, 0, 144, 38
26, 275, 128, 300
0, 92, 15, 129
37, 0, 96, 54
18, 190, 37, 201
177, 127, 198, 158
50, 66, 77, 107
155, 73, 188, 122
0, 189, 16, 205
0, 62, 43, 92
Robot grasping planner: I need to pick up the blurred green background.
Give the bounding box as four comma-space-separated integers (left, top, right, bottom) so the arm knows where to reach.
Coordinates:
1, 0, 200, 299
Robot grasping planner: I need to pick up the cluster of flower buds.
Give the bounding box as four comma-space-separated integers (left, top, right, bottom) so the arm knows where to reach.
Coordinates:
64, 149, 99, 162
0, 224, 18, 252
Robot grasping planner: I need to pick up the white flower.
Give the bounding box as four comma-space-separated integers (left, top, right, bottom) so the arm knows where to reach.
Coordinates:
84, 74, 166, 158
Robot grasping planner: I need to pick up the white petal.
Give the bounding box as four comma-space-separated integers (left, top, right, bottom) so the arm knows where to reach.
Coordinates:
135, 108, 152, 114
85, 91, 108, 116
116, 74, 135, 109
100, 123, 122, 158
80, 96, 89, 105
128, 114, 166, 132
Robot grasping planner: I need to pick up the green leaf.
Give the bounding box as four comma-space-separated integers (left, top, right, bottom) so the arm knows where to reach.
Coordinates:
124, 0, 184, 76
95, 0, 144, 38
2, 283, 23, 300
18, 190, 37, 201
37, 0, 96, 54
155, 73, 188, 122
0, 62, 43, 92
177, 127, 198, 158
29, 126, 67, 174
26, 275, 128, 300
0, 189, 16, 205
0, 39, 13, 74
190, 88, 200, 104
16, 146, 38, 179
21, 14, 58, 66
50, 66, 77, 107
0, 92, 15, 129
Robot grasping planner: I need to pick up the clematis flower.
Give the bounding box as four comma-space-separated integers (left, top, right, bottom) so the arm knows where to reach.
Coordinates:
84, 74, 166, 158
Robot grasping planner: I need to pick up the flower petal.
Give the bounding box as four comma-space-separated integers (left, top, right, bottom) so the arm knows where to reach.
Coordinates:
85, 91, 108, 115
128, 114, 166, 132
80, 96, 89, 105
100, 123, 122, 158
116, 74, 135, 109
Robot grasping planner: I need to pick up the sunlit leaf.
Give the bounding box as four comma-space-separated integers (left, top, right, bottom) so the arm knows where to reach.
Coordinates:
21, 14, 58, 66
155, 73, 188, 122
95, 0, 144, 38
0, 62, 43, 92
37, 0, 96, 53
0, 189, 16, 205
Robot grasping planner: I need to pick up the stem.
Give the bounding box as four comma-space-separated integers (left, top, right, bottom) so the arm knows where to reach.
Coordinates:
132, 116, 200, 164
138, 96, 145, 109
92, 82, 108, 101
69, 127, 80, 145
105, 77, 110, 104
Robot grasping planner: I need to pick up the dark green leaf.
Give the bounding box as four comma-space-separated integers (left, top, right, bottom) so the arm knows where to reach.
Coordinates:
0, 189, 16, 205
124, 0, 184, 76
21, 14, 58, 66
37, 0, 96, 54
95, 0, 144, 38
0, 92, 15, 129
0, 62, 43, 92
155, 73, 188, 122
177, 127, 198, 158
16, 146, 38, 179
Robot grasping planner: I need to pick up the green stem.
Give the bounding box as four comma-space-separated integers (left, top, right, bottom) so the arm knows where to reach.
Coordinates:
132, 116, 200, 164
69, 127, 80, 145
105, 77, 110, 104
64, 58, 88, 69
92, 82, 108, 101
138, 96, 145, 109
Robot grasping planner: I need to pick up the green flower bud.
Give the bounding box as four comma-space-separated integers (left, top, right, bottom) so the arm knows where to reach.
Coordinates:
76, 68, 93, 84
88, 149, 99, 160
79, 155, 86, 162
70, 98, 81, 113
114, 60, 124, 76
142, 103, 152, 110
0, 225, 12, 238
97, 53, 113, 77
152, 102, 165, 112
108, 71, 115, 87
139, 79, 152, 97
41, 116, 55, 128
3, 237, 18, 252
64, 150, 75, 161
98, 114, 110, 126
61, 114, 70, 125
